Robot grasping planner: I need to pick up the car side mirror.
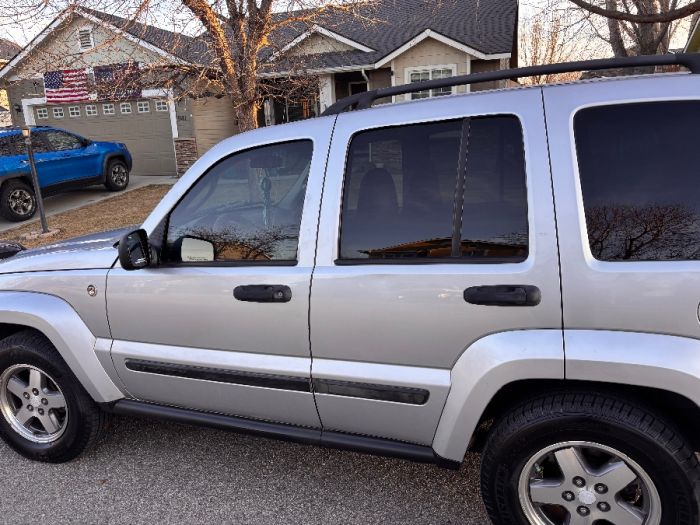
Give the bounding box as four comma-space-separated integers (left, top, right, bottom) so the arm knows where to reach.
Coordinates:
118, 229, 152, 270
179, 236, 215, 262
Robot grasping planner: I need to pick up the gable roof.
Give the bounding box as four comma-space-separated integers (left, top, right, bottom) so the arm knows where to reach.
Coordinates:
0, 37, 21, 63
1, 0, 517, 80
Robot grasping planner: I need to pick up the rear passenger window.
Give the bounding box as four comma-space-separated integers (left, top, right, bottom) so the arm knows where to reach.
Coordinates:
575, 101, 700, 262
339, 116, 528, 262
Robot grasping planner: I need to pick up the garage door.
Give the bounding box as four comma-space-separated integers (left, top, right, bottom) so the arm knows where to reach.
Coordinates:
192, 97, 239, 157
35, 99, 175, 176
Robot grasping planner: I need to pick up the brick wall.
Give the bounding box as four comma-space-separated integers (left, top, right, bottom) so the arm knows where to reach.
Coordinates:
174, 138, 198, 176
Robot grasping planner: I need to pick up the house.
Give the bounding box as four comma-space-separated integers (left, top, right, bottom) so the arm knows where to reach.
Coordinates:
0, 1, 518, 176
686, 16, 700, 53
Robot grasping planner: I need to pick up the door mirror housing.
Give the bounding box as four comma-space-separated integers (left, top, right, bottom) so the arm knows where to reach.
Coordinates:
118, 229, 152, 270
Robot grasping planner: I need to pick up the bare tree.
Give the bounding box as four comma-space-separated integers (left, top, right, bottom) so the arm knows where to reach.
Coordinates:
0, 0, 384, 131
520, 1, 591, 83
586, 204, 700, 260
568, 0, 700, 56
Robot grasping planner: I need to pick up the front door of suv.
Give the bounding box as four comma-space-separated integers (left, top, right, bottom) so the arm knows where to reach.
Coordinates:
311, 89, 563, 446
106, 121, 333, 429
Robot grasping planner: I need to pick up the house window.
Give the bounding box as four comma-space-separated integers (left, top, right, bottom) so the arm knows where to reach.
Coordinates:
85, 105, 98, 116
137, 100, 150, 113
78, 28, 94, 51
102, 103, 115, 115
120, 102, 132, 114
68, 106, 81, 118
36, 107, 49, 120
406, 66, 457, 100
52, 107, 64, 119
155, 99, 168, 112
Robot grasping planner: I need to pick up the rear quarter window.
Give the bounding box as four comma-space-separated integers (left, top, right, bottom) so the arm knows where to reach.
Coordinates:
574, 101, 700, 262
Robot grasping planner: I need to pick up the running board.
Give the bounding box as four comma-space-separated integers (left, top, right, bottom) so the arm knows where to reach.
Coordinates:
109, 399, 459, 470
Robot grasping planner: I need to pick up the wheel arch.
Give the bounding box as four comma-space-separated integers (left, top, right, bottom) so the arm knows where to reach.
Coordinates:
102, 153, 131, 177
432, 330, 565, 462
0, 291, 123, 403
467, 379, 700, 454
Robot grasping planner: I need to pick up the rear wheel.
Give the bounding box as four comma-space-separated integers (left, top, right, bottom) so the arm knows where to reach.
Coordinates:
104, 159, 129, 191
481, 392, 700, 525
0, 179, 36, 222
0, 330, 109, 462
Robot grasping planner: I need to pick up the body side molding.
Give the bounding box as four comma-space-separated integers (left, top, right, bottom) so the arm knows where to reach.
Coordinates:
0, 291, 124, 402
432, 330, 564, 462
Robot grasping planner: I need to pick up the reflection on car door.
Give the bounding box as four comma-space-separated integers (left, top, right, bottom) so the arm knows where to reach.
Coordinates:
106, 123, 333, 429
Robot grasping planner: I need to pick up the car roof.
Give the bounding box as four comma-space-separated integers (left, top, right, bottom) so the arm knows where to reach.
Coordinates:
0, 126, 69, 139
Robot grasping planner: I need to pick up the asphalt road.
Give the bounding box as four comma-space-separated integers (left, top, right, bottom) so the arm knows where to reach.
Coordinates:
0, 416, 490, 524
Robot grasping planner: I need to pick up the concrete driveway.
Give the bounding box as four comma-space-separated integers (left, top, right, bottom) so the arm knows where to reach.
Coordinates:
0, 176, 176, 233
0, 416, 489, 524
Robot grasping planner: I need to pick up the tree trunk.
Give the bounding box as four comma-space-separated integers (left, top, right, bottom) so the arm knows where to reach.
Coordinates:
235, 102, 259, 133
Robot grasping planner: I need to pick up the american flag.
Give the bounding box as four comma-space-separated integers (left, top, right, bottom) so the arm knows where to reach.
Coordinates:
94, 62, 141, 101
43, 69, 90, 104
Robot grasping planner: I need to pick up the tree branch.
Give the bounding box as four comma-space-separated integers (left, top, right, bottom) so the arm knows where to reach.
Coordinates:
569, 0, 700, 23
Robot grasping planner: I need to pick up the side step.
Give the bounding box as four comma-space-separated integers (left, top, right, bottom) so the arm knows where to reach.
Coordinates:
110, 399, 460, 470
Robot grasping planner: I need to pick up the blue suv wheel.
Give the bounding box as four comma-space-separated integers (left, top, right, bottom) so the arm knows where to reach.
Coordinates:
0, 179, 37, 222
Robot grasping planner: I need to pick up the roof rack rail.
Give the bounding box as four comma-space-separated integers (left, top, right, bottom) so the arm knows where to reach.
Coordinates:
322, 53, 700, 116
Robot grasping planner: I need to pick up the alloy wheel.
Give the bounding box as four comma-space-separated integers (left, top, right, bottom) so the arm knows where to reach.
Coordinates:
8, 189, 34, 216
0, 364, 68, 443
111, 165, 128, 187
518, 441, 661, 525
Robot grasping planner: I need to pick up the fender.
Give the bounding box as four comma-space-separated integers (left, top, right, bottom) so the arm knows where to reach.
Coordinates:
565, 330, 700, 408
102, 152, 132, 176
0, 291, 124, 403
432, 330, 564, 462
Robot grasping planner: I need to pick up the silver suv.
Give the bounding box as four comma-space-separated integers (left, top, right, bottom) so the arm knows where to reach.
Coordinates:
0, 54, 699, 525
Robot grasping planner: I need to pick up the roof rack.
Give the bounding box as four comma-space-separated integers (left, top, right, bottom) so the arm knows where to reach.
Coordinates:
322, 53, 700, 116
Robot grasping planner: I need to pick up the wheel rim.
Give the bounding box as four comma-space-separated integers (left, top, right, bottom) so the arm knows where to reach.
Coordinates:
8, 189, 34, 215
518, 441, 661, 525
0, 364, 68, 444
111, 165, 128, 187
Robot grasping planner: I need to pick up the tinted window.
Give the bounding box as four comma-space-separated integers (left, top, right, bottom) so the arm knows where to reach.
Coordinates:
0, 134, 24, 157
43, 131, 83, 151
339, 116, 528, 262
575, 101, 700, 262
166, 140, 313, 263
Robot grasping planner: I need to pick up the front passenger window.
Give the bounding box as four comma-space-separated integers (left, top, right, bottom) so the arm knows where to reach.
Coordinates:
165, 140, 313, 263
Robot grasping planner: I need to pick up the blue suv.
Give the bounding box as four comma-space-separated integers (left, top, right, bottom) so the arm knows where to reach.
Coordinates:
0, 126, 132, 222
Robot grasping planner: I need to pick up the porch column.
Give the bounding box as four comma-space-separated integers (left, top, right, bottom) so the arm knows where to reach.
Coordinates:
318, 74, 335, 113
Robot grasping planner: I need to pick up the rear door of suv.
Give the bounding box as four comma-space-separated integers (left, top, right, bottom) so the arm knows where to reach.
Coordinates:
310, 88, 563, 445
543, 75, 700, 362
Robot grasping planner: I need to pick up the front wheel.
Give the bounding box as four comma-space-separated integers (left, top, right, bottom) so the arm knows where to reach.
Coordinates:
0, 179, 37, 222
104, 159, 130, 192
0, 330, 109, 462
481, 392, 700, 525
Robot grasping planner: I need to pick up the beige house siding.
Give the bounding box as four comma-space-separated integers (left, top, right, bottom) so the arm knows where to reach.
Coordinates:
392, 37, 473, 101
191, 96, 239, 157
288, 33, 354, 56
368, 68, 392, 105
10, 16, 164, 80
470, 59, 501, 92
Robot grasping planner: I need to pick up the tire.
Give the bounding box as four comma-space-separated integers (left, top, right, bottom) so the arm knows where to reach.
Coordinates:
104, 159, 130, 192
0, 179, 37, 222
481, 392, 700, 525
0, 330, 109, 463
